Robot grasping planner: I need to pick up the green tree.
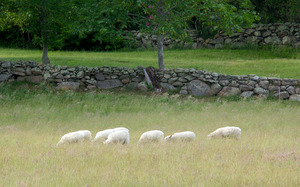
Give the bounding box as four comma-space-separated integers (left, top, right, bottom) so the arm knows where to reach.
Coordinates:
81, 0, 258, 70
139, 0, 259, 70
0, 0, 79, 64
251, 0, 300, 23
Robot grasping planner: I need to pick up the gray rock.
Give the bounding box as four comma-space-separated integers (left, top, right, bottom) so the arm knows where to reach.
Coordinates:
239, 85, 253, 91
95, 73, 105, 81
1, 61, 11, 68
217, 87, 241, 97
289, 95, 300, 102
125, 82, 138, 90
192, 43, 198, 49
97, 80, 123, 89
185, 75, 195, 81
161, 78, 168, 83
25, 67, 32, 75
219, 80, 229, 86
254, 31, 261, 36
231, 42, 246, 48
121, 78, 130, 84
262, 31, 272, 37
86, 80, 97, 85
26, 76, 43, 83
273, 91, 290, 99
172, 82, 183, 87
245, 29, 255, 35
16, 77, 26, 81
179, 89, 188, 96
294, 42, 300, 49
12, 71, 25, 76
277, 25, 289, 32
56, 82, 80, 90
187, 80, 212, 97
268, 85, 280, 92
87, 85, 96, 90
282, 36, 293, 45
286, 86, 295, 95
215, 44, 224, 48
246, 36, 258, 43
31, 68, 42, 75
225, 38, 232, 44
241, 91, 254, 98
259, 81, 269, 89
77, 71, 84, 79
229, 81, 239, 87
178, 77, 187, 82
215, 37, 224, 44
0, 73, 12, 82
296, 88, 300, 94
68, 67, 76, 72
254, 87, 269, 95
264, 36, 281, 45
137, 82, 148, 92
174, 68, 185, 73
160, 83, 176, 91
250, 75, 260, 81
43, 72, 51, 80
164, 74, 171, 79
56, 74, 64, 79
211, 83, 222, 95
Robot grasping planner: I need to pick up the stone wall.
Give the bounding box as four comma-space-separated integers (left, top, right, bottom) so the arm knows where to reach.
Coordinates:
1, 60, 300, 102
129, 23, 300, 49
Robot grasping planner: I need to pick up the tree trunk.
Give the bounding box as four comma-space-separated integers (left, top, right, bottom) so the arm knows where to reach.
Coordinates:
41, 0, 50, 65
157, 34, 165, 70
42, 41, 50, 65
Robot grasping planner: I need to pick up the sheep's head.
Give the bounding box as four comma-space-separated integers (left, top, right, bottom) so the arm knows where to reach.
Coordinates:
164, 135, 172, 142
56, 141, 64, 146
207, 133, 213, 139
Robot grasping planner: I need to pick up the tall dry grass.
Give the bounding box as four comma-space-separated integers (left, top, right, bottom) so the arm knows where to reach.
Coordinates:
0, 83, 299, 186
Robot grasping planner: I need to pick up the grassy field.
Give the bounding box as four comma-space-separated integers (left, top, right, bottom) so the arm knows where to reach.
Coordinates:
0, 83, 299, 186
1, 47, 300, 78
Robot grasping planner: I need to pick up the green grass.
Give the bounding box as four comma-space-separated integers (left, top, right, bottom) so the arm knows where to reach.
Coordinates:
1, 47, 300, 78
0, 83, 299, 186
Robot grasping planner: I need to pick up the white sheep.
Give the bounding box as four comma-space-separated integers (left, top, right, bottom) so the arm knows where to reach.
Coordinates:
57, 130, 92, 146
207, 126, 241, 140
103, 130, 129, 145
164, 131, 196, 142
138, 130, 164, 144
93, 127, 128, 143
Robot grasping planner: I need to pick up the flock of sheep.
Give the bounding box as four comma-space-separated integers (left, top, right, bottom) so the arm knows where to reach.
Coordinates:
56, 126, 241, 146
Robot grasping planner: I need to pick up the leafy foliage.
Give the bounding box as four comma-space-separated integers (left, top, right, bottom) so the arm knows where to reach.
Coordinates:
0, 0, 78, 49
0, 0, 260, 52
251, 0, 300, 23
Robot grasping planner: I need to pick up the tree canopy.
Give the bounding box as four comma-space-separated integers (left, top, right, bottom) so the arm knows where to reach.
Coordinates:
1, 0, 261, 67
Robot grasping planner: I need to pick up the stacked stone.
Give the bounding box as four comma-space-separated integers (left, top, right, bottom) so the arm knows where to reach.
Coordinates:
207, 23, 300, 48
1, 60, 300, 102
127, 23, 300, 49
127, 30, 204, 49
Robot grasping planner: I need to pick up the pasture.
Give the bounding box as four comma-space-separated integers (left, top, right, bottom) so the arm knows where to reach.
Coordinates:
0, 83, 299, 186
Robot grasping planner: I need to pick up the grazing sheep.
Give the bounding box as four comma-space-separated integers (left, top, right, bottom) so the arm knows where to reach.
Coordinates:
164, 131, 196, 142
207, 126, 241, 140
57, 130, 92, 146
103, 130, 129, 145
138, 130, 164, 144
93, 127, 128, 142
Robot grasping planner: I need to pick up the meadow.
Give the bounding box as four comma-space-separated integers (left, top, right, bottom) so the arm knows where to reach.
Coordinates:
0, 83, 299, 186
1, 47, 300, 78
